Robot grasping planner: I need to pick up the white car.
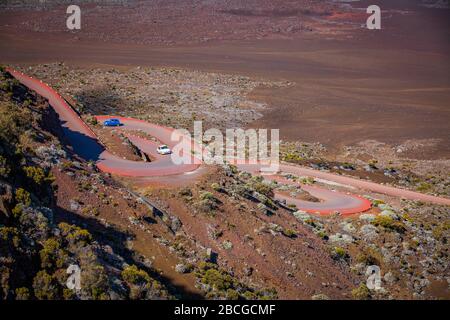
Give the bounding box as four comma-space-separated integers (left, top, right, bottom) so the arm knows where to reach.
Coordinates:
156, 145, 172, 155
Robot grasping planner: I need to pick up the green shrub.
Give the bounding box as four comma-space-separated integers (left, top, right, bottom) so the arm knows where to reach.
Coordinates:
23, 99, 32, 107
196, 191, 219, 214
255, 288, 278, 300
63, 288, 76, 300
90, 286, 109, 300
0, 226, 20, 248
372, 199, 385, 206
39, 238, 68, 269
199, 191, 214, 200
243, 291, 256, 300
301, 177, 315, 185
351, 283, 370, 300
228, 165, 238, 174
61, 161, 73, 171
249, 177, 274, 197
282, 229, 297, 238
282, 153, 303, 162
226, 289, 239, 300
33, 270, 58, 300
211, 183, 221, 192
332, 246, 348, 260
432, 222, 450, 242
58, 222, 92, 246
316, 230, 328, 240
222, 240, 233, 250
121, 265, 151, 286
15, 287, 30, 300
417, 182, 432, 192
372, 215, 406, 233
0, 155, 10, 177
15, 188, 31, 206
23, 166, 46, 185
195, 262, 276, 300
0, 100, 32, 146
11, 204, 23, 219
202, 268, 234, 291
356, 247, 382, 266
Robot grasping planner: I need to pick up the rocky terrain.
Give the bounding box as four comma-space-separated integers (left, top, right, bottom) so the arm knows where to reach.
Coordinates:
1, 64, 448, 300
281, 139, 450, 198
287, 193, 450, 299
20, 63, 288, 131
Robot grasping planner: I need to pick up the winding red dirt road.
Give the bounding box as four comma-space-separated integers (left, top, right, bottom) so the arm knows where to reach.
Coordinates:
7, 68, 450, 216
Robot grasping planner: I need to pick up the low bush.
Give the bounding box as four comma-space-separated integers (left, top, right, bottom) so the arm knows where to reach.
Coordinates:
23, 166, 46, 185
332, 246, 348, 260
351, 283, 370, 300
121, 265, 151, 286
282, 228, 297, 238
372, 215, 406, 233
356, 247, 383, 266
15, 188, 31, 206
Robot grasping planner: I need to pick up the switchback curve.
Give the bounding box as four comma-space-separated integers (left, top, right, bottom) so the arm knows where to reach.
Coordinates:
8, 68, 449, 216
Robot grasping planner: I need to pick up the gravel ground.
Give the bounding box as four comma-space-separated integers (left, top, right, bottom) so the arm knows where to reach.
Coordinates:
21, 63, 289, 130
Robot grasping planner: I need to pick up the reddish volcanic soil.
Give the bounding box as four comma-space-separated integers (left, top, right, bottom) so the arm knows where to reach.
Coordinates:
0, 0, 449, 157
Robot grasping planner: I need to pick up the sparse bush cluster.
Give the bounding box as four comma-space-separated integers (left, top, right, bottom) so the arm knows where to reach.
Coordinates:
282, 228, 297, 238
0, 199, 109, 300
23, 166, 54, 185
432, 221, 449, 243
280, 141, 325, 163
351, 283, 370, 300
371, 215, 406, 233
195, 262, 277, 300
247, 176, 274, 197
356, 247, 382, 266
121, 265, 167, 300
194, 191, 220, 215
331, 246, 348, 261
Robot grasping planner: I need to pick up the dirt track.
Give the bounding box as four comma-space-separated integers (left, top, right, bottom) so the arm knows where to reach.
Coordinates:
8, 68, 450, 215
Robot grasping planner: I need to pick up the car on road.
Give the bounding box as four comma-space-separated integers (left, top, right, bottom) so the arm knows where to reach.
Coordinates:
157, 145, 172, 155
103, 118, 122, 127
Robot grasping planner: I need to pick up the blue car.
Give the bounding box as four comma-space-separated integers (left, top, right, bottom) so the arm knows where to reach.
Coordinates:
103, 118, 122, 127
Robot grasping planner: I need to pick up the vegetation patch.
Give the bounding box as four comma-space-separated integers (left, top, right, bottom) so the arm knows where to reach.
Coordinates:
371, 215, 406, 233
195, 262, 277, 300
